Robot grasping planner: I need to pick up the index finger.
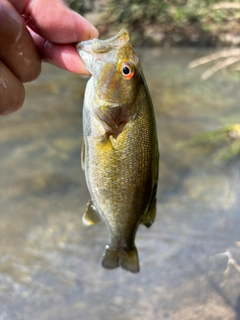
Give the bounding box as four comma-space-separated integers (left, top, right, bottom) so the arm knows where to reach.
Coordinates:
29, 28, 90, 74
22, 0, 98, 74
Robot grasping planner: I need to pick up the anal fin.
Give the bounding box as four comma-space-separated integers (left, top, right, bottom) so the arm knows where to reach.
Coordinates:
82, 200, 101, 226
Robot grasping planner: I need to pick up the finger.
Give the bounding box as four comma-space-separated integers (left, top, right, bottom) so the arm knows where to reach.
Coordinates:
0, 61, 25, 116
6, 0, 28, 12
23, 0, 99, 43
0, 0, 41, 83
29, 29, 90, 74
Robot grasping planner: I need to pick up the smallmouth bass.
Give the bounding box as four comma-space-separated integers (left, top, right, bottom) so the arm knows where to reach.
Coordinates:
77, 30, 159, 273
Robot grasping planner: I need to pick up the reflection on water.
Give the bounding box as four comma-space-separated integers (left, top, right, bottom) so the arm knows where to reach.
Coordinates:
1, 48, 240, 320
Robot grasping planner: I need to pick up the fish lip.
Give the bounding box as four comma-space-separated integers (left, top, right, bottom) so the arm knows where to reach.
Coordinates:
76, 29, 130, 54
92, 29, 130, 51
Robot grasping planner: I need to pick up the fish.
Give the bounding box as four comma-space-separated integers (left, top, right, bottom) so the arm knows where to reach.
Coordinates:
77, 30, 159, 273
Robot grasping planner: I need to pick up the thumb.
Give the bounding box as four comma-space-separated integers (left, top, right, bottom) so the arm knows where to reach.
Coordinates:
24, 0, 98, 43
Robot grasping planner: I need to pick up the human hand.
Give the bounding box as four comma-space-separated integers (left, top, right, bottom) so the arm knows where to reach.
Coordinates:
0, 0, 99, 115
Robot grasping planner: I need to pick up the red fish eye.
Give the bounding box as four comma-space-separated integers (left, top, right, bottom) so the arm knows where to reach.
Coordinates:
121, 64, 134, 79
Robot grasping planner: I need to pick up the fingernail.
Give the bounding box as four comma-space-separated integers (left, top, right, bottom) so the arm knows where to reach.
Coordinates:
88, 24, 99, 39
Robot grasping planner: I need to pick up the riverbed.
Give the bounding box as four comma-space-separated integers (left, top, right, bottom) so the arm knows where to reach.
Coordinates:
0, 47, 240, 320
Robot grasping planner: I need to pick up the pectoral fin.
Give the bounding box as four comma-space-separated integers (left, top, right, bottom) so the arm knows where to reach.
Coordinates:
82, 200, 101, 226
81, 139, 85, 171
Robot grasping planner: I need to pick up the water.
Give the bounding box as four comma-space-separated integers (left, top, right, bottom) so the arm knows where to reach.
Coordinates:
1, 48, 240, 320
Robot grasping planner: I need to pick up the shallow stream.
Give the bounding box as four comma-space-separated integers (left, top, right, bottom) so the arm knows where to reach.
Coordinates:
1, 48, 240, 320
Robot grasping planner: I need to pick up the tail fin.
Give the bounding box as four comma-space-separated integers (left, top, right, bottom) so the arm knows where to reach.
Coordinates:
101, 245, 139, 273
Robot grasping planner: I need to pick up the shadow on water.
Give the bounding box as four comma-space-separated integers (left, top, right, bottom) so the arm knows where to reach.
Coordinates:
1, 48, 240, 319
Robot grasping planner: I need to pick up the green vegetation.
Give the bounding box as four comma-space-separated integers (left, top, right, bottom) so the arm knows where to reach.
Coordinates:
67, 0, 240, 46
104, 0, 240, 45
181, 124, 240, 162
67, 0, 84, 14
105, 0, 168, 25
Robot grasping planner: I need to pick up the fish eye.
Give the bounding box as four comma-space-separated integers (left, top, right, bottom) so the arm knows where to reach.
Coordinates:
121, 63, 135, 79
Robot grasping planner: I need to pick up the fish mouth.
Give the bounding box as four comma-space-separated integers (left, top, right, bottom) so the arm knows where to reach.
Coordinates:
76, 29, 130, 54
76, 29, 131, 74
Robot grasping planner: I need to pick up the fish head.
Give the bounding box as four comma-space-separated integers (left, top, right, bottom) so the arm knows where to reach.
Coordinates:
77, 30, 141, 105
